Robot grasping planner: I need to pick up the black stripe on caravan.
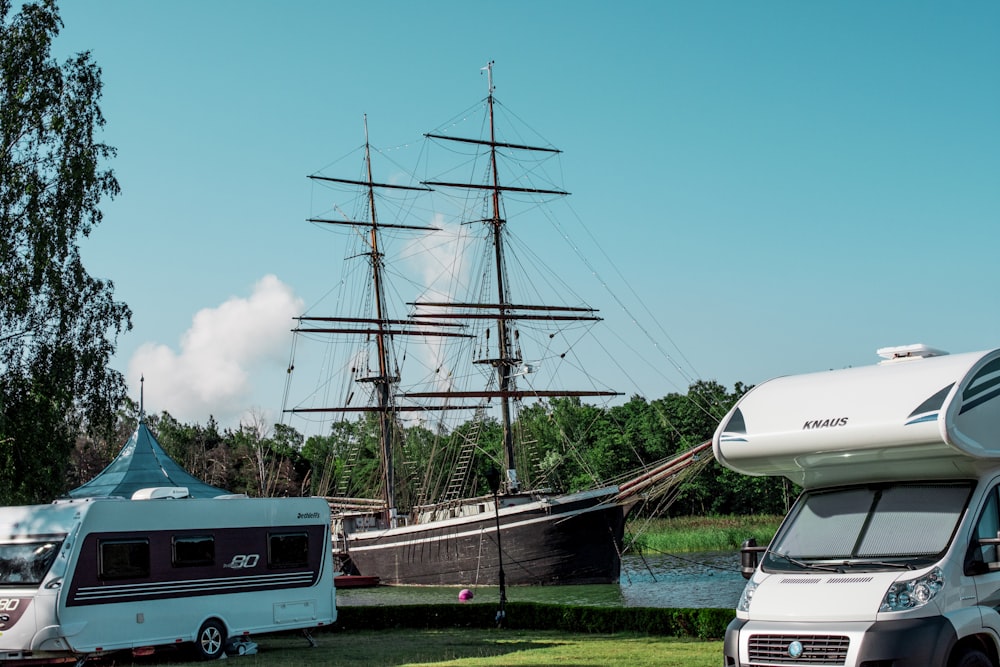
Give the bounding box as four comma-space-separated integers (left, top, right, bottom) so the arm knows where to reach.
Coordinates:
961, 385, 1000, 415
961, 359, 1000, 414
73, 572, 315, 603
66, 523, 326, 607
908, 384, 954, 418
964, 359, 1000, 400
722, 408, 747, 436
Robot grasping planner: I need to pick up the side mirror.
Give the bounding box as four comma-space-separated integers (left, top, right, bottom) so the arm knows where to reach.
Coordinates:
740, 538, 762, 579
979, 532, 1000, 572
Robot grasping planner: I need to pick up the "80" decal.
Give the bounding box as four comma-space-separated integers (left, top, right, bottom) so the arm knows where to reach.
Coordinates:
223, 554, 260, 569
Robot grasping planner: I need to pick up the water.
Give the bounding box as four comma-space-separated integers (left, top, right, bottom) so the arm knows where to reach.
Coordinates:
336, 551, 745, 609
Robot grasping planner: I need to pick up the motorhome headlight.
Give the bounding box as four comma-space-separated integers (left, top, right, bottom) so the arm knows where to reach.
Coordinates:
737, 579, 758, 612
879, 567, 944, 612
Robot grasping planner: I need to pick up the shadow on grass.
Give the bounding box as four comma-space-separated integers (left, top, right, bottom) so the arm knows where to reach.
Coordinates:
285, 628, 563, 666
90, 629, 562, 667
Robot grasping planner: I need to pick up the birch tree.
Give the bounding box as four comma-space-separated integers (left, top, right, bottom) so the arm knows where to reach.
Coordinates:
0, 0, 131, 503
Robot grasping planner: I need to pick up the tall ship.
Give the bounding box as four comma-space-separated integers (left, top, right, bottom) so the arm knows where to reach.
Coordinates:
282, 63, 709, 586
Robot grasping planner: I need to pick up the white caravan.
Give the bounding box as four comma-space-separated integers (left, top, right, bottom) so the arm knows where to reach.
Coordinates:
714, 344, 1000, 667
0, 492, 336, 662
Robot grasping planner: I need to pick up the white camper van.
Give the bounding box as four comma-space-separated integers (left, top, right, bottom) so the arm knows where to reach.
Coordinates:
0, 492, 336, 662
713, 345, 1000, 667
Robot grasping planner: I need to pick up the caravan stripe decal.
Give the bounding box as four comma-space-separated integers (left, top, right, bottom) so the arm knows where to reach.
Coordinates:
961, 360, 1000, 414
72, 571, 316, 604
905, 413, 940, 426
961, 384, 1000, 415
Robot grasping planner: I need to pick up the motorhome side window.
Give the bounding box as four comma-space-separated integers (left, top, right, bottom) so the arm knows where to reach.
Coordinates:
966, 484, 1000, 574
172, 535, 215, 567
98, 539, 150, 580
268, 531, 308, 569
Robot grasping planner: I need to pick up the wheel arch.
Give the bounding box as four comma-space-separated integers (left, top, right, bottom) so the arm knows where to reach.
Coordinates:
949, 633, 1000, 667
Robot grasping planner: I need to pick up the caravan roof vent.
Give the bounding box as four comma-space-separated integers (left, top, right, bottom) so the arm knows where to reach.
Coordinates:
877, 344, 948, 364
132, 487, 190, 500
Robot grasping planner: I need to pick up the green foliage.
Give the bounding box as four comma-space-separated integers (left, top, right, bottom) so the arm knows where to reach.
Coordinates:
628, 515, 783, 553
67, 375, 788, 519
152, 413, 229, 490
301, 432, 343, 496
0, 0, 130, 503
334, 603, 733, 640
707, 466, 797, 516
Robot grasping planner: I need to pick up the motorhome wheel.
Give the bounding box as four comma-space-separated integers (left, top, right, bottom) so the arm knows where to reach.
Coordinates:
951, 647, 995, 667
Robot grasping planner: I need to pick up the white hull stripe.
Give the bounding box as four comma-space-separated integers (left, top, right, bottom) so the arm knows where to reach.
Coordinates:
347, 498, 617, 554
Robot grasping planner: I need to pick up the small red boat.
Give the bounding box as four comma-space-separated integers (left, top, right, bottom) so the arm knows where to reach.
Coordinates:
335, 574, 380, 589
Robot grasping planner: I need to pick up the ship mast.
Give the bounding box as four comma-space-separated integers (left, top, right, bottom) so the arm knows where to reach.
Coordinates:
287, 116, 468, 523
486, 63, 518, 493
363, 116, 397, 519
412, 62, 621, 494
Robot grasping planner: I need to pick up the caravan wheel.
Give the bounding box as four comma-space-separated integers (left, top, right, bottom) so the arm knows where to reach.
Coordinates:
194, 619, 227, 660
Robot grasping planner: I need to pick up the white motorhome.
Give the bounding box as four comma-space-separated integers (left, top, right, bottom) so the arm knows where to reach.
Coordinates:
714, 344, 1000, 667
0, 492, 336, 662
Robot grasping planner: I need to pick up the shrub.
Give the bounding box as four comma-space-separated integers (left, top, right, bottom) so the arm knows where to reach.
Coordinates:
332, 603, 733, 640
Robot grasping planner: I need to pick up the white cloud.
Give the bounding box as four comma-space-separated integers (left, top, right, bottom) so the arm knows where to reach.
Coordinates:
403, 217, 470, 393
128, 275, 303, 428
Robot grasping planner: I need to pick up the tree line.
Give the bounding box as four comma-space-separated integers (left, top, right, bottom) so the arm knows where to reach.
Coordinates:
63, 380, 797, 518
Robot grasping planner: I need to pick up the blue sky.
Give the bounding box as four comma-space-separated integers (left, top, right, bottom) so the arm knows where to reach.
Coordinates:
50, 1, 1000, 430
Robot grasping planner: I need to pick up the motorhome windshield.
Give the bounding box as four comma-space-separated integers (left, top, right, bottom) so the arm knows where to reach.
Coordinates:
0, 541, 62, 586
765, 482, 973, 572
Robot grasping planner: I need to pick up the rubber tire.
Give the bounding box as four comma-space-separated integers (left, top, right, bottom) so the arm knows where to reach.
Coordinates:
951, 648, 995, 667
194, 619, 227, 660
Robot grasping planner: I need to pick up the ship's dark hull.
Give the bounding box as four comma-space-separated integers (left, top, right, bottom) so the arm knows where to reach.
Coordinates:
340, 487, 625, 586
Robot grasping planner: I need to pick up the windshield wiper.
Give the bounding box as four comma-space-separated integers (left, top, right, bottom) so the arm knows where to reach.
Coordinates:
767, 550, 843, 573
838, 559, 915, 570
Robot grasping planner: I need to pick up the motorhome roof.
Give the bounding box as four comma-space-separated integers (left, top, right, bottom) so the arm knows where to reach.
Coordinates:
713, 346, 1000, 488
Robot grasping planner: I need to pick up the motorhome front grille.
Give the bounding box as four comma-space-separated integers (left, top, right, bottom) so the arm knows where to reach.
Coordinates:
748, 634, 849, 665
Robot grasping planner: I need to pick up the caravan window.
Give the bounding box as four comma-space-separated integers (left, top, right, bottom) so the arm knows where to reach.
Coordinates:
268, 532, 308, 569
0, 541, 62, 586
172, 536, 215, 567
99, 539, 150, 580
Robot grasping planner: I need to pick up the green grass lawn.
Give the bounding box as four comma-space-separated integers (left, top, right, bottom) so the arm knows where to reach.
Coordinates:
99, 629, 723, 667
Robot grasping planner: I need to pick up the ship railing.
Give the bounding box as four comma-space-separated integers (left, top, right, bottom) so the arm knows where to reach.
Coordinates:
324, 497, 389, 512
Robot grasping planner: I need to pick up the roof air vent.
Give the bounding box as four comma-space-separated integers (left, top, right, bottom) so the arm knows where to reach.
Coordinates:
877, 344, 948, 364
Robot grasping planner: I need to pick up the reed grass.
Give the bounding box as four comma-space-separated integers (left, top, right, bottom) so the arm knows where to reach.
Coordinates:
626, 514, 781, 553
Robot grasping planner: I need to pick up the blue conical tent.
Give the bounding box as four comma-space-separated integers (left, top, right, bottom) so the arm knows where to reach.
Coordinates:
68, 422, 228, 499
